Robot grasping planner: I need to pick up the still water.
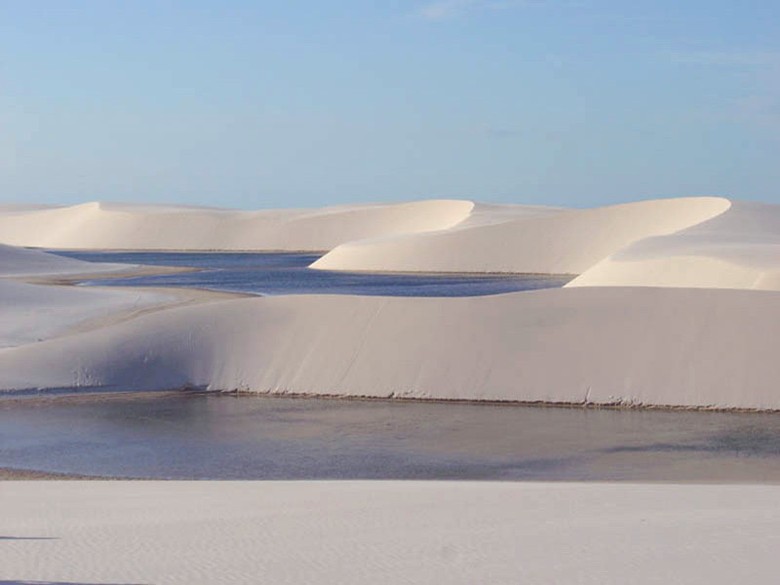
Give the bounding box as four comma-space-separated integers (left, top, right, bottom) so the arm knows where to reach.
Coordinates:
52, 250, 571, 297
3, 392, 780, 481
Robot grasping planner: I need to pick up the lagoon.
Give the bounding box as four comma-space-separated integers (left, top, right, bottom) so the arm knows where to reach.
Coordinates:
3, 392, 780, 481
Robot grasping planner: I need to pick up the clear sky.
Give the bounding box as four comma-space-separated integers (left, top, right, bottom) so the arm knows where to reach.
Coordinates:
1, 1, 778, 209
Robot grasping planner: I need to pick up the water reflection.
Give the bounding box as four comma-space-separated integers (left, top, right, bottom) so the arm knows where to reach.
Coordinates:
2, 393, 780, 482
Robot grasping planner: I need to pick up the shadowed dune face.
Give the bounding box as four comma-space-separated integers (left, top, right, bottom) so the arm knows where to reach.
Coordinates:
0, 243, 126, 277
0, 245, 173, 349
2, 286, 780, 410
312, 197, 732, 274
0, 200, 474, 251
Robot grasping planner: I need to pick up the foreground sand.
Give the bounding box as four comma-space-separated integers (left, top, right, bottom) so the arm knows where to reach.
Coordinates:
1, 481, 779, 584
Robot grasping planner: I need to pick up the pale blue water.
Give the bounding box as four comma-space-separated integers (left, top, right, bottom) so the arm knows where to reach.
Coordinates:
52, 250, 571, 297
3, 393, 780, 481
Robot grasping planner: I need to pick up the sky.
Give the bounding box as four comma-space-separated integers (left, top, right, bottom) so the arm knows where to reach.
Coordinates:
0, 0, 778, 209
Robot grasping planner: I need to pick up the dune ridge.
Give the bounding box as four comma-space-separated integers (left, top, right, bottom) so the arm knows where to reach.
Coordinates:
568, 201, 780, 290
312, 197, 732, 274
2, 287, 779, 409
0, 199, 474, 251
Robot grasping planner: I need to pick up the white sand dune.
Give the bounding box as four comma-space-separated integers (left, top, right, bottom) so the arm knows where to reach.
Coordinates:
0, 244, 181, 349
569, 201, 780, 290
2, 481, 779, 585
4, 196, 777, 293
0, 199, 473, 251
0, 242, 126, 277
312, 197, 732, 274
0, 279, 176, 348
1, 286, 778, 409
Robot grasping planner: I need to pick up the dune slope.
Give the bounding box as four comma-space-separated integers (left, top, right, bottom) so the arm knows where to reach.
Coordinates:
0, 279, 175, 348
1, 287, 778, 409
312, 197, 731, 274
0, 244, 173, 348
569, 201, 780, 290
0, 242, 125, 276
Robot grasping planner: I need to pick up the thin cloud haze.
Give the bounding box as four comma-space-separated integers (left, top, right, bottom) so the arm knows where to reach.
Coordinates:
416, 0, 543, 20
669, 51, 780, 67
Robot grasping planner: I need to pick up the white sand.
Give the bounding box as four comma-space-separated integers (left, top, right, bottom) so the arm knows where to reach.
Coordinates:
0, 242, 127, 277
0, 244, 226, 349
0, 279, 175, 348
312, 197, 732, 274
1, 286, 778, 409
0, 199, 473, 250
0, 481, 778, 584
569, 201, 780, 290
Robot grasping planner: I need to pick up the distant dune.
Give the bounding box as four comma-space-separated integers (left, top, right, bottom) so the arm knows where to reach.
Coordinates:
568, 201, 780, 290
4, 196, 770, 291
313, 197, 732, 274
0, 199, 473, 251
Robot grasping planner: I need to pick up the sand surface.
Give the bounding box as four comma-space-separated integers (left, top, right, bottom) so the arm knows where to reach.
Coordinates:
569, 201, 780, 290
1, 481, 779, 584
0, 245, 236, 349
0, 242, 128, 277
1, 287, 778, 409
313, 197, 733, 274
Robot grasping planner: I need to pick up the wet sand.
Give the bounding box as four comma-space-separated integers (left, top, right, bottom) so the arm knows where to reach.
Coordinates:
0, 467, 100, 480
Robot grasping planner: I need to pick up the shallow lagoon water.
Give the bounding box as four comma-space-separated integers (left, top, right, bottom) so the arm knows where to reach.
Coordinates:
54, 250, 571, 297
3, 393, 780, 481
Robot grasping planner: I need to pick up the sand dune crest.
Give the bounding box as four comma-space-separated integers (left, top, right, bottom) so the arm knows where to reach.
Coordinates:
312, 197, 732, 274
0, 199, 474, 251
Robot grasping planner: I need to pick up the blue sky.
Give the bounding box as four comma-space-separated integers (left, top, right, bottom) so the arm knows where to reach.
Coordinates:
0, 1, 778, 209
